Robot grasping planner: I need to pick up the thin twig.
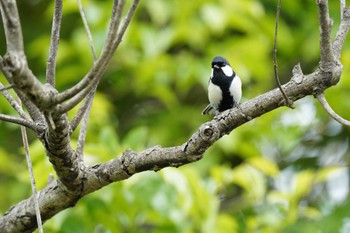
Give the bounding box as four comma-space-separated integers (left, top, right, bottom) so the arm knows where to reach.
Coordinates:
0, 83, 14, 91
113, 0, 141, 50
57, 73, 101, 113
18, 97, 43, 233
74, 0, 142, 156
105, 0, 126, 53
273, 0, 293, 108
75, 85, 96, 158
315, 92, 350, 126
76, 104, 91, 158
341, 0, 346, 20
70, 85, 97, 132
0, 82, 31, 120
0, 113, 37, 130
46, 0, 63, 86
74, 0, 99, 157
16, 89, 46, 124
53, 0, 125, 105
77, 0, 97, 61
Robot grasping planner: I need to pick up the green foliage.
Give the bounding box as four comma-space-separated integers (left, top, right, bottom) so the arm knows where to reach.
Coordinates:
1, 0, 350, 232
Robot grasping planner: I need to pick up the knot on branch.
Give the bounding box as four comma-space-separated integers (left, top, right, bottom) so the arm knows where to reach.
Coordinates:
199, 122, 220, 142
121, 149, 137, 175
43, 83, 58, 100
318, 63, 342, 90
291, 63, 304, 84
343, 7, 350, 19
2, 52, 25, 78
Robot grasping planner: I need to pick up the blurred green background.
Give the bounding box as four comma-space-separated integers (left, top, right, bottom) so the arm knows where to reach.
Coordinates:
1, 0, 350, 232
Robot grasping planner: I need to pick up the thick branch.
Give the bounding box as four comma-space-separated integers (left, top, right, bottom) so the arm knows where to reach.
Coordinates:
0, 57, 45, 124
317, 0, 335, 70
44, 112, 84, 190
0, 0, 23, 52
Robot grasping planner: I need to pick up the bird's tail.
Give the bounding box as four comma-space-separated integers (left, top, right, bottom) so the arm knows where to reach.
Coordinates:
202, 104, 215, 115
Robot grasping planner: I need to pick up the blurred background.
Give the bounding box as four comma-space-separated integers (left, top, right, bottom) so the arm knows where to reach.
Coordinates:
1, 0, 350, 232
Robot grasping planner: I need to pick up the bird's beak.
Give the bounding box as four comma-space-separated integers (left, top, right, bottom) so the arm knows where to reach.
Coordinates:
213, 65, 219, 69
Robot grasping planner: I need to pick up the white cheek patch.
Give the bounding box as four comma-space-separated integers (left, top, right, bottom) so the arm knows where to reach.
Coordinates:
208, 81, 222, 108
221, 65, 233, 77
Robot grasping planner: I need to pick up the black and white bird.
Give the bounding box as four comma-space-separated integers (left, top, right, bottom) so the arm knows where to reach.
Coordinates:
202, 56, 242, 115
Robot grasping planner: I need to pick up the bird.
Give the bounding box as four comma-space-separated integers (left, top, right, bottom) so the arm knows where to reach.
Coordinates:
202, 56, 242, 115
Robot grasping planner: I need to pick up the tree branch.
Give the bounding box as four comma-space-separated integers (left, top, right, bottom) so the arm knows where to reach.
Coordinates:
53, 0, 125, 105
75, 90, 94, 158
317, 0, 335, 71
0, 113, 37, 130
273, 0, 294, 108
77, 0, 97, 61
0, 0, 23, 52
44, 112, 84, 190
0, 0, 53, 110
56, 75, 101, 113
74, 0, 100, 158
0, 83, 14, 91
112, 0, 141, 51
0, 57, 45, 124
315, 92, 350, 126
70, 85, 96, 132
15, 89, 46, 125
340, 0, 346, 20
0, 82, 30, 120
74, 84, 97, 158
333, 7, 350, 60
55, 0, 143, 115
46, 0, 63, 86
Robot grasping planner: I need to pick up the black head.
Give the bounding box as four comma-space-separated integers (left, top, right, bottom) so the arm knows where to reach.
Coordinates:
211, 56, 230, 68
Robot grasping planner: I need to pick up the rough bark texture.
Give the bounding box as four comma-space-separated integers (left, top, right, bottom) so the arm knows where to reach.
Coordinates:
0, 0, 349, 232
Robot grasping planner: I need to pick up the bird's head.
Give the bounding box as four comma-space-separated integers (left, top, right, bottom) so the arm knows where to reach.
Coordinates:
211, 56, 233, 77
211, 56, 230, 69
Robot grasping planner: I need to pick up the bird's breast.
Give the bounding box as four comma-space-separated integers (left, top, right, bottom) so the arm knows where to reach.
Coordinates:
208, 81, 222, 107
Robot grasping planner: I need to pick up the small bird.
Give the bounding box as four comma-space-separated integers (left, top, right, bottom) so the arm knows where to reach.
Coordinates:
202, 56, 242, 115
